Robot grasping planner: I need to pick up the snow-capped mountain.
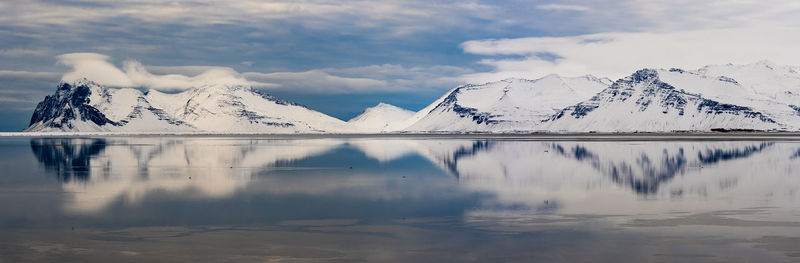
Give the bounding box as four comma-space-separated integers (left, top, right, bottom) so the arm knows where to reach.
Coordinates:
682, 61, 800, 128
543, 69, 782, 132
26, 79, 352, 133
24, 61, 800, 133
346, 102, 415, 132
402, 75, 612, 132
401, 62, 800, 132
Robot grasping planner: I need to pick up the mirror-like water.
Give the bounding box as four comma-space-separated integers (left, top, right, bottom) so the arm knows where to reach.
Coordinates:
0, 136, 798, 262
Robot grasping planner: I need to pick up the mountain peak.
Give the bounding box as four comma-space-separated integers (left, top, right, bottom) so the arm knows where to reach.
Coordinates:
630, 69, 660, 82
499, 77, 536, 83
27, 81, 118, 131
539, 73, 564, 80
348, 103, 415, 132
71, 78, 101, 87
55, 78, 102, 91
26, 80, 349, 133
373, 102, 395, 108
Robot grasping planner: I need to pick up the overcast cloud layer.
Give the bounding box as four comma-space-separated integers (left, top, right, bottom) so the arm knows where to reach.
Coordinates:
0, 0, 799, 130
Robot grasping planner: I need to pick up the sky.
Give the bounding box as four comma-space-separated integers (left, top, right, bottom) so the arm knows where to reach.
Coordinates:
1, 0, 800, 131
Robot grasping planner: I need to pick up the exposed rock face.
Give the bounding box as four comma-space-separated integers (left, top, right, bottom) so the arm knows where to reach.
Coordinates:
29, 82, 119, 130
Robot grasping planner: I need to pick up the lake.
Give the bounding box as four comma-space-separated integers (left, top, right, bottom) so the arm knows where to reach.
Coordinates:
0, 135, 799, 262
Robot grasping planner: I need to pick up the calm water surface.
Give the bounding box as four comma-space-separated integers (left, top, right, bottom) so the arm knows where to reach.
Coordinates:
0, 136, 799, 262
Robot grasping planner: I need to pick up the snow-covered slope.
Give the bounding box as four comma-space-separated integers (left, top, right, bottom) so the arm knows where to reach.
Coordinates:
403, 75, 612, 132
670, 61, 800, 128
347, 103, 415, 132
26, 79, 352, 133
543, 69, 782, 132
399, 62, 800, 133
25, 61, 800, 133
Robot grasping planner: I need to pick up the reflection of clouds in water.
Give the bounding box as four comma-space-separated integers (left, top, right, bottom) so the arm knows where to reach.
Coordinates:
31, 138, 343, 213
30, 138, 800, 219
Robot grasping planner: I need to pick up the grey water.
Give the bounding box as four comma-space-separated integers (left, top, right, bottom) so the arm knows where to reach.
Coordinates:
0, 136, 799, 262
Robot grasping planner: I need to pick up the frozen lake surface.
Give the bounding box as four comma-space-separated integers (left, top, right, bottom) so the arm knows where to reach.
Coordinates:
0, 136, 799, 262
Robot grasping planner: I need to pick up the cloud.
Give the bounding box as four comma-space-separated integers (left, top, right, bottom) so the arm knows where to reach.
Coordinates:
0, 48, 48, 57
618, 0, 800, 31
536, 4, 590, 12
322, 64, 473, 92
327, 64, 473, 80
0, 70, 59, 79
142, 63, 471, 94
123, 61, 269, 90
243, 70, 387, 94
0, 0, 498, 36
55, 52, 416, 93
58, 53, 134, 87
142, 66, 236, 76
0, 96, 37, 103
57, 53, 268, 91
459, 27, 800, 82
0, 70, 61, 110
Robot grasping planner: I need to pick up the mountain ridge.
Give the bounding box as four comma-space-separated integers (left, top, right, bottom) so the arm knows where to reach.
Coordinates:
24, 62, 800, 133
26, 78, 351, 133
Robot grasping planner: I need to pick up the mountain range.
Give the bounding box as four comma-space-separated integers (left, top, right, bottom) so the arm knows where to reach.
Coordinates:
24, 61, 800, 133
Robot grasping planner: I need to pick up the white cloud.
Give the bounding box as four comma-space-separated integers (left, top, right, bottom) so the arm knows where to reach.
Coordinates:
55, 52, 406, 93
53, 53, 471, 93
536, 4, 590, 12
619, 0, 800, 31
459, 27, 800, 83
58, 53, 134, 87
123, 61, 268, 90
57, 53, 268, 91
144, 65, 234, 76
456, 0, 800, 83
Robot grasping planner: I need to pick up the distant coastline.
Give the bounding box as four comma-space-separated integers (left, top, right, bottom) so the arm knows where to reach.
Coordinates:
4, 131, 800, 141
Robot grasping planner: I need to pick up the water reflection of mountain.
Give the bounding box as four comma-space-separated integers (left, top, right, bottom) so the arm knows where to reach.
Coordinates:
697, 143, 773, 164
335, 138, 780, 195
29, 137, 789, 216
30, 138, 107, 182
403, 140, 774, 195
30, 138, 343, 213
549, 142, 772, 194
379, 139, 798, 218
440, 141, 492, 178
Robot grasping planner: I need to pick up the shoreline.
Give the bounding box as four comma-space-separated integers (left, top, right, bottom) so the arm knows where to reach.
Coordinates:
3, 131, 800, 141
